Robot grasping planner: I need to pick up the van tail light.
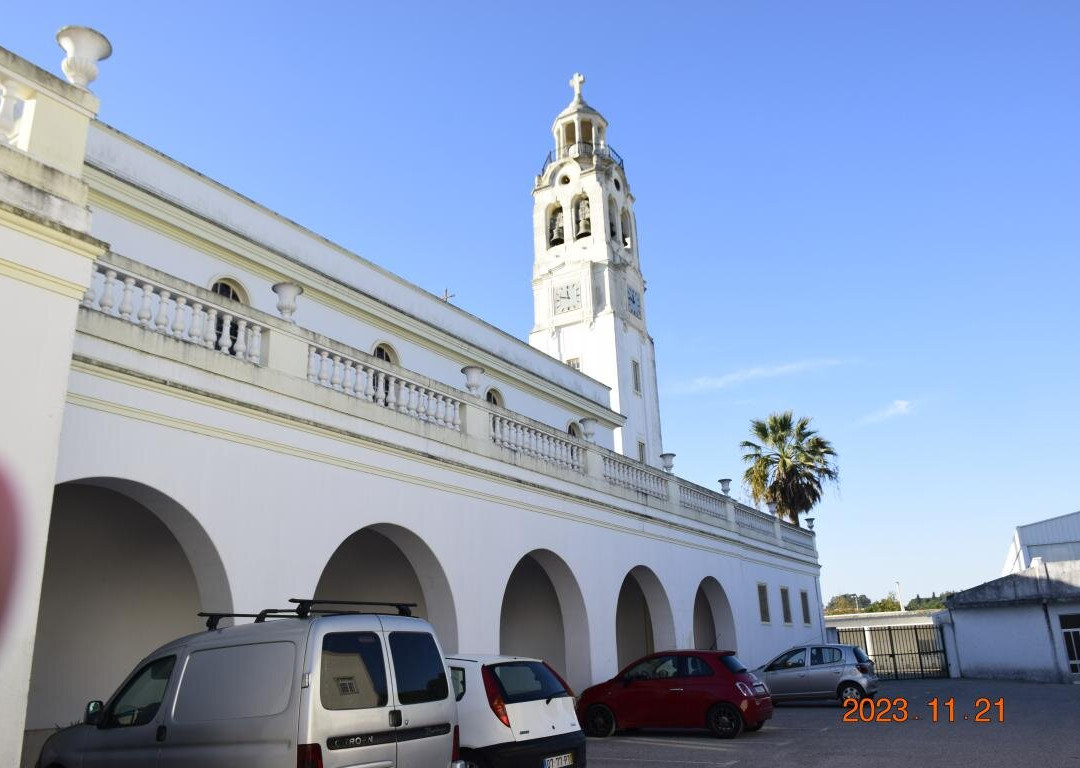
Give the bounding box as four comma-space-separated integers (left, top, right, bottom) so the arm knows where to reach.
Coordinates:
481, 666, 511, 728
543, 661, 576, 698
297, 744, 323, 768
856, 664, 871, 674
452, 724, 460, 760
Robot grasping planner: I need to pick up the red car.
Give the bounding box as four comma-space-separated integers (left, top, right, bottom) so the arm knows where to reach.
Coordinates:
576, 650, 773, 739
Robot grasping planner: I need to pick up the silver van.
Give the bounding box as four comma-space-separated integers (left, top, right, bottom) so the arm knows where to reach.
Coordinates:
37, 599, 467, 768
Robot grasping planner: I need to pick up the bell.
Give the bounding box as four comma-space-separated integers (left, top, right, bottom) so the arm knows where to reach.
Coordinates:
551, 225, 564, 245
576, 218, 591, 237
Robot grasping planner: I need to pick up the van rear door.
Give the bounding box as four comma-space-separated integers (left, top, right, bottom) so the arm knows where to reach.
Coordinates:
305, 621, 397, 768
382, 615, 455, 768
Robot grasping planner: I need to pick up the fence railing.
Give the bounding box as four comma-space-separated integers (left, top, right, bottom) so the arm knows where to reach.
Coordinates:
602, 454, 668, 499
540, 142, 624, 174
491, 414, 583, 472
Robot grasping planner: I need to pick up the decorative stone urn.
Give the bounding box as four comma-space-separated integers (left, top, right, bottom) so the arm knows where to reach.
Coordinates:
805, 517, 816, 531
718, 478, 732, 495
578, 418, 597, 443
272, 282, 303, 323
660, 452, 675, 473
56, 26, 112, 89
460, 365, 484, 394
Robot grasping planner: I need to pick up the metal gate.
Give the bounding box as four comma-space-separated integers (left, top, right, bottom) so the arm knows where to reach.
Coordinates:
836, 625, 948, 679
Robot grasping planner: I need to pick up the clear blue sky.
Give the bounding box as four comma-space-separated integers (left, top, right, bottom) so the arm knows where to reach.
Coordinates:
7, 2, 1079, 605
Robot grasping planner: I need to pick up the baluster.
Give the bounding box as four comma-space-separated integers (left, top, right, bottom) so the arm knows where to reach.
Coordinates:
404, 384, 418, 417
135, 283, 153, 327
307, 347, 320, 382
386, 376, 398, 408
233, 319, 248, 358
190, 303, 204, 344
81, 271, 99, 307
204, 309, 218, 347
558, 440, 568, 467
118, 277, 136, 319
426, 389, 438, 422
247, 326, 262, 363
362, 366, 375, 402
343, 361, 356, 395
155, 290, 172, 333
490, 414, 500, 444
435, 395, 447, 426
217, 313, 233, 351
99, 270, 118, 315
496, 417, 508, 448
374, 372, 386, 406
452, 400, 462, 431
330, 355, 344, 390
172, 296, 188, 338
397, 381, 409, 414
318, 350, 332, 386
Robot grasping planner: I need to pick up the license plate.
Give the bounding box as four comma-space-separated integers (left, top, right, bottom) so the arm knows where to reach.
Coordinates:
545, 753, 574, 768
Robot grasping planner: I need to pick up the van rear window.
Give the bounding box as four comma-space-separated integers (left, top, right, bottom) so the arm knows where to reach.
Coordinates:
491, 661, 568, 704
321, 632, 388, 710
389, 632, 449, 704
175, 643, 294, 722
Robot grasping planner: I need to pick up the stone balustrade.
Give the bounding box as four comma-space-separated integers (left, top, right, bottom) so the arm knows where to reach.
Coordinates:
308, 344, 462, 432
81, 260, 266, 363
602, 454, 669, 499
491, 414, 583, 472
0, 77, 31, 148
74, 253, 816, 560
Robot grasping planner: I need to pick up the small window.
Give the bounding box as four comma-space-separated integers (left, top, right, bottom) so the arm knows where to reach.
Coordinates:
388, 632, 449, 704
811, 647, 844, 666
800, 590, 812, 625
683, 656, 713, 677
320, 632, 388, 710
373, 343, 396, 365
768, 648, 806, 671
637, 441, 646, 463
625, 655, 678, 681
485, 388, 503, 407
490, 661, 569, 704
566, 357, 581, 371
450, 666, 466, 702
757, 583, 770, 623
101, 656, 176, 728
210, 279, 246, 304
631, 360, 641, 394
568, 422, 581, 438
781, 587, 793, 624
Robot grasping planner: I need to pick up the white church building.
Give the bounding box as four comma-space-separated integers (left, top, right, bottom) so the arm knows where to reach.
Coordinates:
0, 30, 824, 765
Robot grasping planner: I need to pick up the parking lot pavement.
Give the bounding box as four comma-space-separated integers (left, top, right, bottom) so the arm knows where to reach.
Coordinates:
584, 678, 1080, 768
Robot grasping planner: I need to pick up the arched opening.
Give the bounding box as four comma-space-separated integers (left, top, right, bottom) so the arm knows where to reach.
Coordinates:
567, 421, 581, 438
499, 550, 591, 691
615, 566, 676, 669
25, 479, 230, 754
693, 577, 738, 653
573, 195, 591, 239
620, 209, 632, 248
485, 388, 503, 408
373, 343, 397, 365
607, 196, 617, 239
210, 278, 248, 355
315, 523, 458, 653
548, 205, 565, 246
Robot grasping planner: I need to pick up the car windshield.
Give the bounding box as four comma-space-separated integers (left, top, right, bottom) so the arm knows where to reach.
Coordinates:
853, 646, 871, 664
719, 655, 747, 673
490, 661, 568, 704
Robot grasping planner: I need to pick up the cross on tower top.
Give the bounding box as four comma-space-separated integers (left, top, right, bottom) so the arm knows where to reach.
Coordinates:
570, 72, 585, 101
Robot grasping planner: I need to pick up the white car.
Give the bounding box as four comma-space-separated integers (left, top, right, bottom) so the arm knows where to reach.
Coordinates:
447, 654, 585, 768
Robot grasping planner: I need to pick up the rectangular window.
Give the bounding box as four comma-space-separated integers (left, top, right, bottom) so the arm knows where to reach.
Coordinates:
490, 661, 569, 704
637, 441, 647, 463
389, 631, 449, 704
449, 666, 466, 702
566, 357, 581, 370
757, 583, 770, 623
175, 642, 295, 722
631, 360, 642, 393
321, 632, 388, 710
781, 587, 793, 624
800, 590, 812, 625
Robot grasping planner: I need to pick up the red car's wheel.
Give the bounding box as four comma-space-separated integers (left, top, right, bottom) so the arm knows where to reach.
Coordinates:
707, 703, 744, 739
585, 704, 616, 737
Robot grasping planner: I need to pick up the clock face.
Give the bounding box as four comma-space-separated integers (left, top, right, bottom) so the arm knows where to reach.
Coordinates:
554, 281, 582, 313
627, 286, 642, 318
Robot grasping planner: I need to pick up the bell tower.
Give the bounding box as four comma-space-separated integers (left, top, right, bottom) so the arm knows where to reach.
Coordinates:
528, 74, 664, 467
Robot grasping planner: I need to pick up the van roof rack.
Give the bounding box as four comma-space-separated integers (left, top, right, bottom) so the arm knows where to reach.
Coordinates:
197, 599, 418, 631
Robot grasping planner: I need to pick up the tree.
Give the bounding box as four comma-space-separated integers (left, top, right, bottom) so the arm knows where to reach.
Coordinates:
905, 591, 955, 611
865, 592, 901, 613
740, 411, 839, 526
825, 593, 871, 615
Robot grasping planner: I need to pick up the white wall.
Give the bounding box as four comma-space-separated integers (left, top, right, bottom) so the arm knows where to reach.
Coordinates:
499, 556, 567, 676
950, 604, 1071, 683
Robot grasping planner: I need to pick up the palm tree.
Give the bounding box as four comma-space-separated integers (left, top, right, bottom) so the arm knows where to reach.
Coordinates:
740, 411, 838, 526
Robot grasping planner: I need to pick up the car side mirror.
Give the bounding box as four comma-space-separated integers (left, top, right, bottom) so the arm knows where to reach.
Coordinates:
85, 700, 103, 725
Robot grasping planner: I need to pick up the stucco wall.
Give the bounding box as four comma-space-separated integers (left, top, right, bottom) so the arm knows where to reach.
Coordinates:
950, 604, 1070, 683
